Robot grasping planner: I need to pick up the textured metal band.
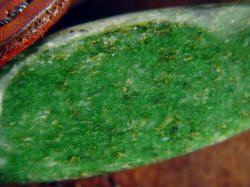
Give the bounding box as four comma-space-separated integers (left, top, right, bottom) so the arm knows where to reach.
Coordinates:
0, 0, 72, 67
0, 0, 33, 26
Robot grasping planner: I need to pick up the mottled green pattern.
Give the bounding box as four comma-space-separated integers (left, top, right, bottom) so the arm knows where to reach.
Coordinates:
0, 4, 250, 185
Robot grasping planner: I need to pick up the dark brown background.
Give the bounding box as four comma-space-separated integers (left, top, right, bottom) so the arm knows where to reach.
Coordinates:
49, 0, 236, 33
4, 0, 250, 187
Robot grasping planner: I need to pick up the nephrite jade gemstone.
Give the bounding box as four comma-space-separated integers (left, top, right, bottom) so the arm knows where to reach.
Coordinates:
0, 3, 249, 184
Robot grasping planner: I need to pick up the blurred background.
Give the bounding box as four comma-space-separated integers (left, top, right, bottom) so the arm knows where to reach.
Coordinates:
49, 0, 236, 33
3, 0, 250, 187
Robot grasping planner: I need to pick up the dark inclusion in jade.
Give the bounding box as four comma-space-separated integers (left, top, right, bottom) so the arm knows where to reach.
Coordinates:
0, 21, 249, 184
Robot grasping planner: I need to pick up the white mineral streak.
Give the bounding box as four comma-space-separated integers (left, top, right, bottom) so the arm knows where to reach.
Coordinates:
42, 5, 247, 49
0, 158, 6, 167
43, 8, 191, 48
0, 62, 24, 117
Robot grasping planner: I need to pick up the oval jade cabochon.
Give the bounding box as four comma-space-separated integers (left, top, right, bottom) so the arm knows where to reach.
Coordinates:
0, 2, 249, 184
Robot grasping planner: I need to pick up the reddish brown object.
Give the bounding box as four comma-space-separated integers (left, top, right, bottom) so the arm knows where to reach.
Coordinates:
61, 176, 113, 187
0, 0, 25, 19
0, 0, 72, 67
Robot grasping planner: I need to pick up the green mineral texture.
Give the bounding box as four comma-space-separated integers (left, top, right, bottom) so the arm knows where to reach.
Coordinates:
0, 2, 249, 184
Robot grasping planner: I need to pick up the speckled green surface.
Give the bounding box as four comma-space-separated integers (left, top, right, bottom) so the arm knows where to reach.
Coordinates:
0, 3, 249, 184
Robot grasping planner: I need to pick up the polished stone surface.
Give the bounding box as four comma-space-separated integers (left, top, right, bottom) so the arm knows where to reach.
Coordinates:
0, 2, 249, 184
